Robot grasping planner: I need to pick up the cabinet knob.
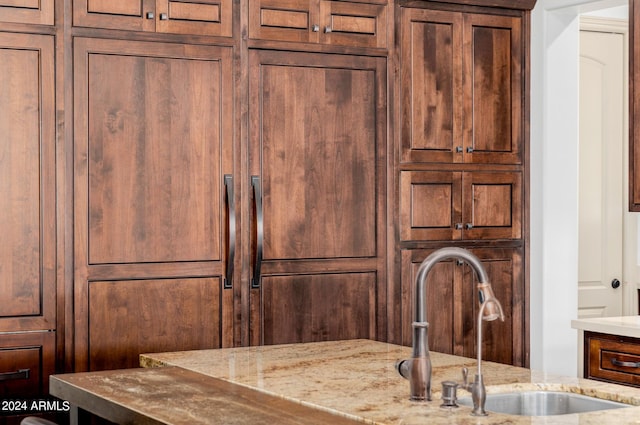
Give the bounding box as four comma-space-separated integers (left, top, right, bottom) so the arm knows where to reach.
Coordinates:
312, 24, 320, 32
465, 223, 473, 230
160, 13, 168, 20
611, 278, 621, 289
455, 223, 463, 230
324, 26, 332, 33
467, 147, 474, 153
146, 12, 154, 19
455, 146, 463, 153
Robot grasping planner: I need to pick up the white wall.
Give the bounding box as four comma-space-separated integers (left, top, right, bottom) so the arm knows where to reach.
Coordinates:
530, 0, 629, 376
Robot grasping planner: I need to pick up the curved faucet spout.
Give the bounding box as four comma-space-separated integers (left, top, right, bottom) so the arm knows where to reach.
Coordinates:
414, 247, 489, 325
397, 247, 505, 410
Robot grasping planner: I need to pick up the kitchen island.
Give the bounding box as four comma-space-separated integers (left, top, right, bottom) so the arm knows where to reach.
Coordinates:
138, 339, 640, 424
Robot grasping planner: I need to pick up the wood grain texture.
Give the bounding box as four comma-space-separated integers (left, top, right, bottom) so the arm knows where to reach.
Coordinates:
88, 278, 221, 370
73, 38, 234, 371
0, 32, 56, 332
248, 49, 387, 346
0, 0, 53, 24
259, 272, 377, 345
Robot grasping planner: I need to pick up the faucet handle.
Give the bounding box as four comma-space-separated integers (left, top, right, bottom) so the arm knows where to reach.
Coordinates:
462, 367, 469, 387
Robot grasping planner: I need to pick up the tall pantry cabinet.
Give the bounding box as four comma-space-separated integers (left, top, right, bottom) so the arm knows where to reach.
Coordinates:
0, 1, 57, 400
394, 2, 533, 367
70, 1, 236, 372
246, 0, 390, 346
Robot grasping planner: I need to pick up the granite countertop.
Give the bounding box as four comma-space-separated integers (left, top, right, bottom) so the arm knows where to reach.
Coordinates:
572, 316, 640, 338
141, 339, 640, 424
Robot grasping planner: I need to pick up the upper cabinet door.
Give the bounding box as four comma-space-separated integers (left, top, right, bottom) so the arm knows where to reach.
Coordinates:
155, 0, 232, 36
0, 0, 54, 25
463, 13, 522, 165
73, 0, 156, 32
73, 0, 233, 36
0, 32, 56, 332
249, 0, 387, 48
400, 8, 522, 165
400, 8, 463, 164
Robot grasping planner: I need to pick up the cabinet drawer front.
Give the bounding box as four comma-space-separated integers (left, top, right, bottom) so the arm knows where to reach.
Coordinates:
587, 334, 640, 387
157, 0, 233, 36
0, 332, 55, 398
249, 0, 316, 43
0, 0, 54, 25
320, 1, 387, 48
74, 0, 154, 31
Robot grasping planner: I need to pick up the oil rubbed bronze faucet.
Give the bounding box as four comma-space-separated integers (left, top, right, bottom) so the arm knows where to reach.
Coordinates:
396, 247, 505, 416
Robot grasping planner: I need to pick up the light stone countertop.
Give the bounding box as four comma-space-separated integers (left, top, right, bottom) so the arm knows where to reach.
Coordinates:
572, 316, 640, 338
141, 339, 640, 424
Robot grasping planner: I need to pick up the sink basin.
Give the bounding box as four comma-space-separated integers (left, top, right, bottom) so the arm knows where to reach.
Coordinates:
457, 390, 630, 416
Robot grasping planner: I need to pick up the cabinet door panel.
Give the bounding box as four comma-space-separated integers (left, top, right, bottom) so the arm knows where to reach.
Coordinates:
249, 0, 317, 43
257, 273, 377, 345
320, 1, 387, 48
400, 8, 463, 163
0, 0, 53, 25
251, 52, 379, 261
399, 171, 462, 241
248, 50, 387, 346
461, 248, 524, 366
464, 14, 522, 164
77, 40, 228, 265
157, 0, 233, 36
0, 32, 55, 332
74, 0, 155, 31
74, 38, 234, 371
88, 278, 222, 370
462, 172, 522, 240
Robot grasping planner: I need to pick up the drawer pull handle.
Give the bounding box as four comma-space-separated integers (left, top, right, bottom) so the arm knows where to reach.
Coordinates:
0, 368, 30, 381
611, 358, 640, 368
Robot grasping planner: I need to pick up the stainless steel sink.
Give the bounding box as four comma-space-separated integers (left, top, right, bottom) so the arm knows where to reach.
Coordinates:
457, 390, 630, 416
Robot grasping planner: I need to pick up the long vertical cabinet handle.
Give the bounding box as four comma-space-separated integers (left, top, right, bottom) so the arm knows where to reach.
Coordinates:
224, 175, 235, 289
251, 176, 263, 289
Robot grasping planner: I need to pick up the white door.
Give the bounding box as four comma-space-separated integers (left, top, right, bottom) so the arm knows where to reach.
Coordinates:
578, 24, 625, 318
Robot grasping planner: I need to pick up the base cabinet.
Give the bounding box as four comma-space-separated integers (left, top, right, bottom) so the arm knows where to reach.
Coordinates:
585, 332, 640, 387
401, 248, 525, 366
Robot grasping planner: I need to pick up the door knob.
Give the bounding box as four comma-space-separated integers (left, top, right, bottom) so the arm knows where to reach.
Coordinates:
611, 278, 621, 289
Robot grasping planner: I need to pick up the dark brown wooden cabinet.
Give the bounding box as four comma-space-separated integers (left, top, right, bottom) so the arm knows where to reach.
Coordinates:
72, 37, 235, 371
0, 0, 535, 395
400, 171, 522, 242
73, 0, 232, 36
0, 31, 56, 395
249, 0, 388, 47
0, 0, 54, 25
401, 248, 525, 366
395, 2, 531, 367
399, 7, 522, 165
584, 332, 640, 388
247, 49, 387, 345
